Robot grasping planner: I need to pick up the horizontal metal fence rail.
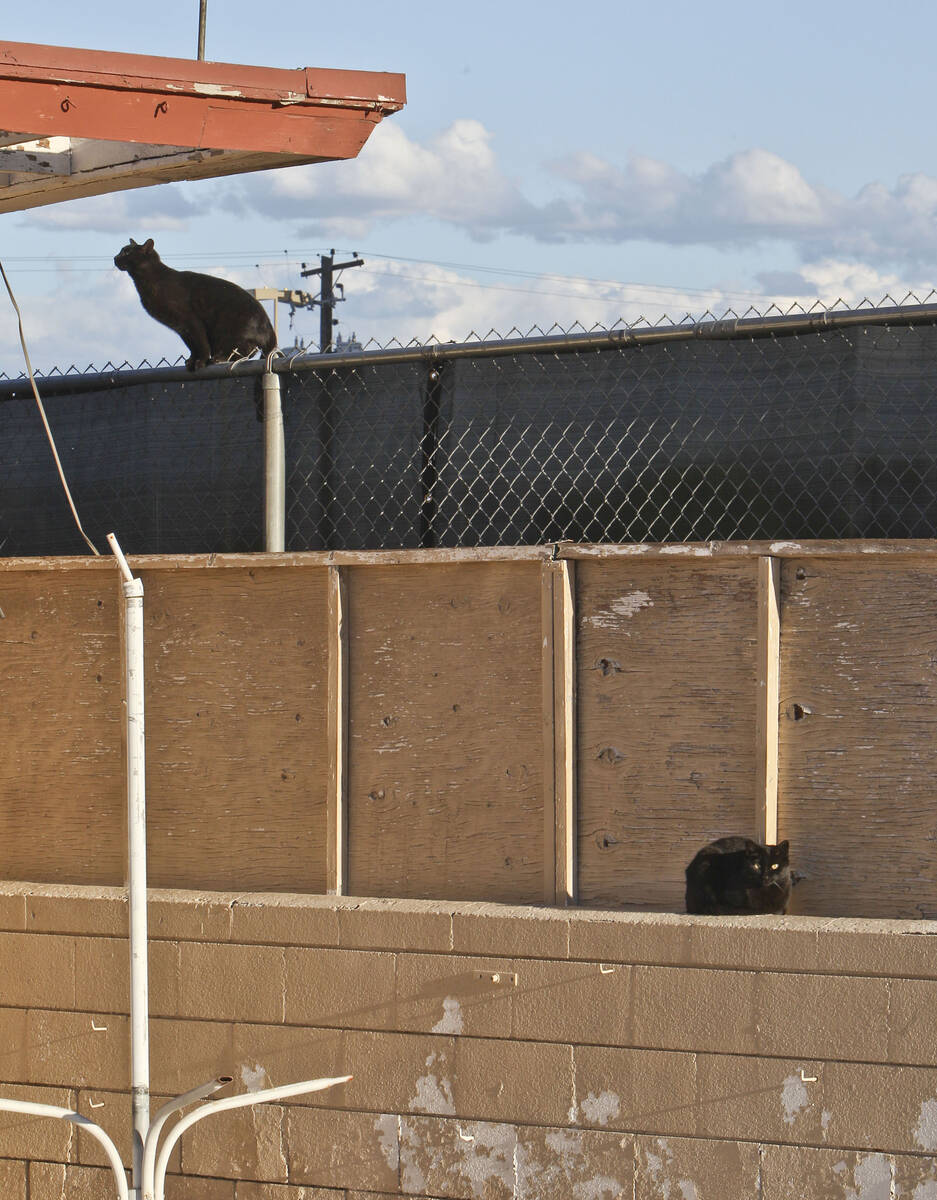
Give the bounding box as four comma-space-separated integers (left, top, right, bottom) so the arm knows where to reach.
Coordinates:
3, 301, 937, 555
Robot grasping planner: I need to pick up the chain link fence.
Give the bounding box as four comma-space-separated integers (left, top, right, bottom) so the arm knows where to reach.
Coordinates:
3, 301, 937, 556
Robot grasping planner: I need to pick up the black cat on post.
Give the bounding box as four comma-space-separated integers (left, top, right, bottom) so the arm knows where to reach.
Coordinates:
685, 836, 793, 915
114, 238, 277, 371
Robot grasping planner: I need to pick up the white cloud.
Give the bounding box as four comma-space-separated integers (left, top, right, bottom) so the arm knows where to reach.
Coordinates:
227, 119, 937, 273
19, 186, 205, 234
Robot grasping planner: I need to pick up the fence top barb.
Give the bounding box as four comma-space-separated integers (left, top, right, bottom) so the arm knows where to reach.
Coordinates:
3, 298, 937, 402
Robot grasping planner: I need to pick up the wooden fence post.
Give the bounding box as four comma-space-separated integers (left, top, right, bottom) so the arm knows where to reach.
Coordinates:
542, 559, 576, 905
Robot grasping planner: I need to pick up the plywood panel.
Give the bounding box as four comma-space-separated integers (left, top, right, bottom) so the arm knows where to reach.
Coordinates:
141, 566, 328, 891
0, 570, 123, 883
779, 558, 937, 917
345, 562, 544, 902
577, 560, 760, 909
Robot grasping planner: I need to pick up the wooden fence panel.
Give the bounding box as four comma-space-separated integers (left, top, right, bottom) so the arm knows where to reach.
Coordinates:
779, 557, 937, 917
576, 559, 761, 909
345, 562, 545, 902
0, 569, 123, 883
140, 565, 329, 891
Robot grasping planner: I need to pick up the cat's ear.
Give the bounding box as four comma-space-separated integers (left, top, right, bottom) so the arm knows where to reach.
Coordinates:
143, 238, 154, 251
776, 840, 790, 860
129, 237, 138, 245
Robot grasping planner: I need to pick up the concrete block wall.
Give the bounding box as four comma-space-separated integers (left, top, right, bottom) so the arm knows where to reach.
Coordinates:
0, 883, 935, 1199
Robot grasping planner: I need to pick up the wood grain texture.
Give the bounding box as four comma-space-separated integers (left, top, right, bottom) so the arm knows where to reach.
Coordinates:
779, 558, 937, 917
140, 566, 329, 891
576, 560, 760, 909
345, 562, 545, 902
0, 571, 124, 883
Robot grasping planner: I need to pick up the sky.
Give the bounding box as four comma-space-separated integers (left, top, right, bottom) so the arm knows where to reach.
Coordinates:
3, 0, 937, 371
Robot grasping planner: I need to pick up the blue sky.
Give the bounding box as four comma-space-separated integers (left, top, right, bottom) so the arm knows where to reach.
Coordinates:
3, 0, 937, 369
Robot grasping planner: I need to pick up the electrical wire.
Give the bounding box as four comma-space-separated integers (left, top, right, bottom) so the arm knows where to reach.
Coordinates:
0, 258, 100, 555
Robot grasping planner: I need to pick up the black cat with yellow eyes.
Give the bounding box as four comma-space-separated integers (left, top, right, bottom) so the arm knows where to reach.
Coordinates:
685, 836, 792, 915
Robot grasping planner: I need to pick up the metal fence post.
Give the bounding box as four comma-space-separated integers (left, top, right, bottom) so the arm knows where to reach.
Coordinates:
263, 368, 285, 552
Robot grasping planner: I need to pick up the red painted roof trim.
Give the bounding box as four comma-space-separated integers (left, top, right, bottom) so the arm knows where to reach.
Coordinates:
0, 40, 406, 156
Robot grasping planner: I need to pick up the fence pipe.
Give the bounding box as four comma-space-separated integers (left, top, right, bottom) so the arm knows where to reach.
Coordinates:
0, 1099, 129, 1200
263, 368, 285, 551
153, 1075, 352, 1200
107, 532, 150, 1199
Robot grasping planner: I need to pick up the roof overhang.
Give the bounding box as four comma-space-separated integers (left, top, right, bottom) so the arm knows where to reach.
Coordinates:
0, 40, 406, 213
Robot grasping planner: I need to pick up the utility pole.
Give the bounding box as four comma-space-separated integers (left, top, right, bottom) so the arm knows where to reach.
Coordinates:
300, 249, 364, 352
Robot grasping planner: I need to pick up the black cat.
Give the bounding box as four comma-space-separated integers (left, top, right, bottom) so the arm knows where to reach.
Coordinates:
114, 238, 277, 371
685, 836, 792, 915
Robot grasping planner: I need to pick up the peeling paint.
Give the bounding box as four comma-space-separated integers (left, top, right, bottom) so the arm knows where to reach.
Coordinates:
192, 82, 244, 96
239, 1062, 266, 1092
575, 1176, 626, 1199
678, 1181, 700, 1200
915, 1097, 937, 1150
821, 1109, 832, 1135
580, 1090, 621, 1126
781, 1073, 810, 1125
374, 1112, 399, 1173
847, 1153, 893, 1200
432, 994, 465, 1034
586, 590, 653, 627
915, 1183, 937, 1200
770, 541, 803, 552
410, 1061, 455, 1115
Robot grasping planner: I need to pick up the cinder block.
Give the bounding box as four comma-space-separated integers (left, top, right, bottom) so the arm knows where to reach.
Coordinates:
894, 1149, 937, 1197
817, 1059, 937, 1155
0, 1158, 26, 1200
512, 959, 633, 1045
165, 1175, 236, 1200
150, 1016, 236, 1096
634, 1134, 761, 1200
694, 1052, 828, 1144
287, 1107, 400, 1193
398, 1115, 515, 1199
816, 922, 937, 980
24, 888, 125, 937
29, 1161, 122, 1200
0, 887, 28, 932
452, 907, 567, 959
339, 899, 453, 954
516, 1124, 633, 1200
574, 1045, 697, 1137
0, 1082, 72, 1160
761, 1143, 897, 1200
754, 971, 889, 1061
149, 893, 234, 942
229, 1020, 345, 1093
631, 965, 758, 1055
25, 1008, 129, 1089
229, 898, 340, 949
182, 1099, 287, 1182
887, 977, 937, 1066
74, 936, 178, 1015
453, 1036, 572, 1126
235, 1183, 342, 1200
395, 953, 515, 1038
569, 911, 692, 967
0, 931, 76, 1009
283, 947, 396, 1029
177, 942, 286, 1024
0, 1007, 29, 1082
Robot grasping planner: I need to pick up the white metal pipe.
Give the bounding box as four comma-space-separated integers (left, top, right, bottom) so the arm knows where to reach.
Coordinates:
141, 1076, 232, 1200
263, 370, 285, 552
153, 1075, 351, 1200
108, 532, 150, 1198
0, 1099, 129, 1200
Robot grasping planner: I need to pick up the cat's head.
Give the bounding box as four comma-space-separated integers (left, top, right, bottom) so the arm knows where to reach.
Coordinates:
114, 238, 157, 272
740, 838, 790, 885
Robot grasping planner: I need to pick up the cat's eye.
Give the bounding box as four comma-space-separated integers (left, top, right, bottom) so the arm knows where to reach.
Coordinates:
770, 862, 779, 870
